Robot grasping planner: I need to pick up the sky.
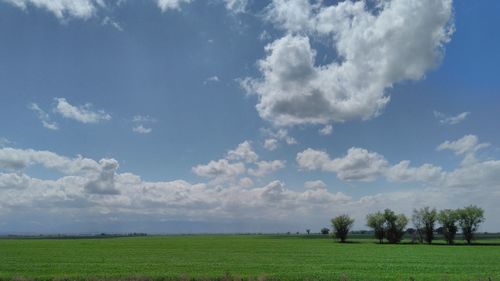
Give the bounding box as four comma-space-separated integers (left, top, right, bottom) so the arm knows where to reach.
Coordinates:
1, 0, 500, 234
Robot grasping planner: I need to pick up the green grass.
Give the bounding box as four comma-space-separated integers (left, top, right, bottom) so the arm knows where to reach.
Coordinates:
1, 235, 499, 280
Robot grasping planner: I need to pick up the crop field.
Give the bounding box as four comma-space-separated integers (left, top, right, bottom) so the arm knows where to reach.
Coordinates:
1, 235, 500, 281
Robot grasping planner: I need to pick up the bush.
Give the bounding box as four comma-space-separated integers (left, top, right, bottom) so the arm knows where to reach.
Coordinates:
331, 215, 354, 243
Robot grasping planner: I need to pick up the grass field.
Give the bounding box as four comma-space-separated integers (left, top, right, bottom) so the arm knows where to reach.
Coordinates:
1, 235, 499, 281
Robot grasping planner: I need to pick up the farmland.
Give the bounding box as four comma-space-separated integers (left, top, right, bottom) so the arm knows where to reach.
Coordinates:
1, 235, 499, 280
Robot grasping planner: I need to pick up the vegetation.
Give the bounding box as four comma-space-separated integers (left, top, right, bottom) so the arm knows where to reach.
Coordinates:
366, 211, 385, 244
320, 227, 330, 235
412, 207, 437, 244
1, 235, 500, 280
438, 209, 459, 244
331, 214, 354, 243
383, 209, 408, 244
457, 205, 485, 245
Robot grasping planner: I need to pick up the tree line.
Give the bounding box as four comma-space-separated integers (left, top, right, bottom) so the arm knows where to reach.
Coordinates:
329, 205, 485, 245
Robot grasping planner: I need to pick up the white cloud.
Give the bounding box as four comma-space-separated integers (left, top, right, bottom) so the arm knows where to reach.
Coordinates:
244, 0, 454, 126
132, 115, 156, 134
226, 141, 258, 163
224, 0, 248, 14
386, 161, 443, 183
102, 16, 123, 31
28, 103, 59, 130
297, 147, 444, 183
263, 138, 278, 151
319, 124, 332, 136
261, 128, 297, 149
192, 159, 246, 180
203, 76, 220, 85
54, 98, 111, 124
2, 0, 99, 20
132, 125, 153, 134
2, 139, 500, 231
156, 0, 192, 11
248, 160, 286, 177
297, 147, 388, 182
133, 115, 157, 123
83, 158, 120, 194
434, 111, 470, 125
0, 138, 10, 148
304, 180, 326, 190
437, 134, 490, 165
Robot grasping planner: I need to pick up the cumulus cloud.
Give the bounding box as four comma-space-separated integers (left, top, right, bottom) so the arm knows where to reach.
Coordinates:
226, 141, 258, 163
131, 115, 156, 134
261, 128, 297, 150
2, 0, 100, 20
192, 159, 246, 180
437, 134, 490, 165
304, 180, 327, 190
2, 137, 500, 232
437, 135, 489, 156
297, 147, 443, 183
248, 160, 286, 177
244, 0, 454, 125
54, 98, 111, 124
297, 147, 388, 181
319, 124, 332, 136
263, 138, 278, 151
132, 125, 152, 134
84, 159, 120, 194
28, 103, 59, 130
203, 76, 220, 85
434, 111, 470, 125
224, 0, 248, 14
156, 0, 192, 11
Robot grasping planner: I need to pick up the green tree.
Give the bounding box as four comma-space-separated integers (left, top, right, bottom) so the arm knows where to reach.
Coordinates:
366, 211, 386, 244
413, 207, 437, 244
384, 209, 408, 244
457, 205, 485, 245
320, 227, 330, 235
438, 209, 459, 245
411, 209, 424, 243
331, 214, 354, 243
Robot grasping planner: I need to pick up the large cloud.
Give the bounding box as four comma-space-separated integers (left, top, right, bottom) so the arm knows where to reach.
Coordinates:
1, 135, 500, 232
244, 0, 454, 125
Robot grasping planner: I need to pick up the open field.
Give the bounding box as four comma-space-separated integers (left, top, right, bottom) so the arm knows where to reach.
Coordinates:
1, 235, 500, 281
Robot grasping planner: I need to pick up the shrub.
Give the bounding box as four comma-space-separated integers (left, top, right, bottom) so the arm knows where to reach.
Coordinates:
320, 227, 330, 235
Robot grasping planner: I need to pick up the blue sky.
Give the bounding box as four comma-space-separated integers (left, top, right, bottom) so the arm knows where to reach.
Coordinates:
1, 0, 499, 234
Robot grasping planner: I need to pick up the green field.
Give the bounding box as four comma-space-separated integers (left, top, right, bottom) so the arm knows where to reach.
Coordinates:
1, 235, 499, 281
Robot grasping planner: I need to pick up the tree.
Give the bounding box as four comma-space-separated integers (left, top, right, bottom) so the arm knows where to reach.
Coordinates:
411, 209, 424, 243
331, 214, 354, 243
320, 227, 330, 235
306, 229, 311, 235
438, 209, 459, 245
457, 205, 485, 245
413, 207, 437, 244
366, 212, 386, 244
384, 209, 408, 244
